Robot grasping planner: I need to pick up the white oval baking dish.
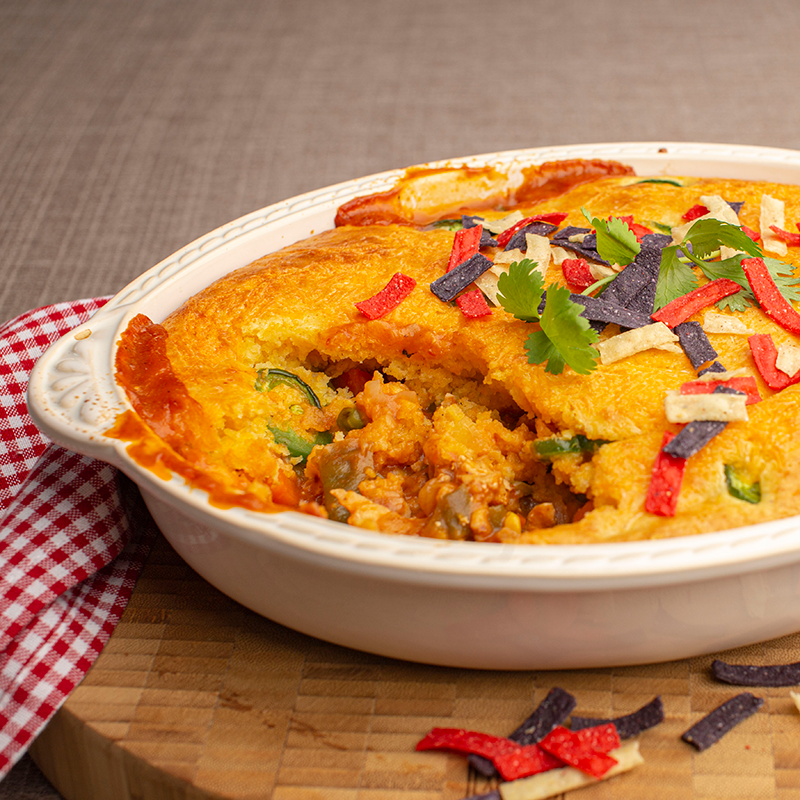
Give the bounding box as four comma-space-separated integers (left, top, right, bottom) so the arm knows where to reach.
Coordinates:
27, 142, 800, 669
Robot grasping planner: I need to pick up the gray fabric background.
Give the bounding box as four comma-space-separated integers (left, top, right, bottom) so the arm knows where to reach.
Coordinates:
2, 0, 800, 795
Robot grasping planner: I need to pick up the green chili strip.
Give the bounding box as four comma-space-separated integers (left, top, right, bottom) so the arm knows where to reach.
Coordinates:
724, 465, 761, 504
636, 178, 683, 187
428, 218, 463, 231
535, 435, 609, 459
256, 368, 321, 408
268, 425, 333, 462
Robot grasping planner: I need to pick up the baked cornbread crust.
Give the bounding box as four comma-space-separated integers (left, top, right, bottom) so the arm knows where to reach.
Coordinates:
115, 167, 800, 543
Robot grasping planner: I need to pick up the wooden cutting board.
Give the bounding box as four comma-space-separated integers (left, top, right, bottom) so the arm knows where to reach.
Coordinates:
29, 531, 800, 800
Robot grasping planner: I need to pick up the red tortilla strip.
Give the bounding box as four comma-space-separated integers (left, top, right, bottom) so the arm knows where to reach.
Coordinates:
448, 225, 482, 272
457, 288, 492, 318
615, 215, 653, 242
742, 224, 761, 242
496, 213, 568, 248
748, 333, 800, 390
562, 258, 594, 291
682, 203, 709, 222
768, 224, 800, 246
538, 726, 619, 779
651, 279, 742, 328
415, 727, 520, 761
680, 377, 761, 405
493, 743, 563, 781
645, 432, 686, 517
742, 256, 800, 335
355, 272, 416, 319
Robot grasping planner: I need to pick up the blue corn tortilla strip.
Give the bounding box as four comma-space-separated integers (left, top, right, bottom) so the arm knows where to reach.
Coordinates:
463, 793, 500, 800
726, 200, 744, 216
468, 686, 577, 778
663, 386, 743, 459
664, 419, 727, 459
599, 239, 665, 317
641, 232, 673, 250
699, 360, 728, 375
675, 321, 718, 369
480, 229, 498, 248
504, 221, 557, 251
553, 225, 590, 240
570, 696, 664, 739
430, 253, 495, 302
461, 216, 499, 247
712, 659, 800, 687
681, 692, 764, 751
570, 293, 651, 329
512, 686, 578, 745
552, 226, 610, 266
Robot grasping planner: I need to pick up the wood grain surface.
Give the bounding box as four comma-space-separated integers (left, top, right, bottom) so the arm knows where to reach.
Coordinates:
27, 531, 800, 800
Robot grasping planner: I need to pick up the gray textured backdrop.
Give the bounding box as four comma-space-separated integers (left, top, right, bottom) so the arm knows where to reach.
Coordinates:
3, 0, 800, 796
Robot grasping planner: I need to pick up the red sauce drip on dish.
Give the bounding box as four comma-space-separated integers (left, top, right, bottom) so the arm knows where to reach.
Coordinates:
335, 187, 409, 227
515, 159, 635, 204
335, 164, 508, 227
334, 159, 634, 227
110, 313, 301, 511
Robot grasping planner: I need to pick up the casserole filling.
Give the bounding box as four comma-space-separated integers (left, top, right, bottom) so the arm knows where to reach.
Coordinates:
113, 161, 800, 543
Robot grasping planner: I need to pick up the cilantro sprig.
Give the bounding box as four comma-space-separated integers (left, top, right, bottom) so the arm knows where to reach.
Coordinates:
581, 208, 641, 267
497, 259, 599, 375
654, 218, 800, 311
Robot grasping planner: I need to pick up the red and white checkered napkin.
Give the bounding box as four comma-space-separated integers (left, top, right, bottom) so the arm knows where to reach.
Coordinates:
0, 298, 158, 778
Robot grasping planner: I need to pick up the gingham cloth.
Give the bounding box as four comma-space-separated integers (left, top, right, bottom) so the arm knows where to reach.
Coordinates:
0, 298, 157, 778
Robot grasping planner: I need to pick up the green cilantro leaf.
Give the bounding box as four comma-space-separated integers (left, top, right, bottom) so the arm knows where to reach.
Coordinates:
581, 207, 641, 266
524, 329, 565, 374
526, 284, 599, 375
497, 260, 599, 375
682, 218, 762, 259
702, 256, 800, 312
764, 258, 800, 305
654, 245, 699, 310
496, 259, 545, 322
654, 216, 800, 313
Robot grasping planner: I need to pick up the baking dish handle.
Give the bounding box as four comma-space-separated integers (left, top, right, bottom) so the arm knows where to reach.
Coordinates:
27, 303, 131, 466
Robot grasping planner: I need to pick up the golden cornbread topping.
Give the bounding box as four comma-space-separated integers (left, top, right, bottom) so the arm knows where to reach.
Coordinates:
114, 159, 800, 543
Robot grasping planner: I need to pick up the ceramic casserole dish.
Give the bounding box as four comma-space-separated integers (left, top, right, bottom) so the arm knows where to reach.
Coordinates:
27, 142, 800, 670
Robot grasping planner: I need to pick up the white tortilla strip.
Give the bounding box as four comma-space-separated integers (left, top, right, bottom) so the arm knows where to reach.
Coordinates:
550, 245, 570, 265
672, 195, 743, 258
596, 322, 679, 365
653, 343, 683, 354
590, 262, 616, 280
475, 267, 506, 306
700, 194, 741, 226
776, 342, 800, 377
493, 247, 526, 266
525, 233, 551, 279
702, 311, 754, 335
480, 210, 525, 234
790, 691, 800, 714
695, 367, 749, 382
664, 391, 748, 423
499, 741, 643, 800
761, 194, 788, 256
